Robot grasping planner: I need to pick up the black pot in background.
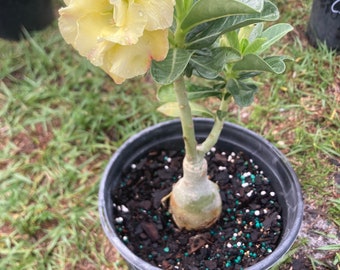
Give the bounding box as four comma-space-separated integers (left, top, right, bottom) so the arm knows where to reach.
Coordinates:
99, 118, 303, 270
0, 0, 55, 41
307, 0, 340, 51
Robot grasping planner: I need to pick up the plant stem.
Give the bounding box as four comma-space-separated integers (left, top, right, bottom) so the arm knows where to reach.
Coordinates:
173, 76, 198, 163
170, 77, 224, 230
197, 91, 229, 154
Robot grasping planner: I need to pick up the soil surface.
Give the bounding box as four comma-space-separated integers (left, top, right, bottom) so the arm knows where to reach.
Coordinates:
112, 148, 283, 269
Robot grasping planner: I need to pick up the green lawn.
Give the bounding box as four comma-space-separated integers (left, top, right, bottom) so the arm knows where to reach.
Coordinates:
1, 0, 339, 269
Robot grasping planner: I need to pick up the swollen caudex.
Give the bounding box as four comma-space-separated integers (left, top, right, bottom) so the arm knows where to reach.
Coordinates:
169, 157, 222, 230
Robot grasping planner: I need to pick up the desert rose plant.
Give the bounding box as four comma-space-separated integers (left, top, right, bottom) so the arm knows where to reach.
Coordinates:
59, 0, 293, 230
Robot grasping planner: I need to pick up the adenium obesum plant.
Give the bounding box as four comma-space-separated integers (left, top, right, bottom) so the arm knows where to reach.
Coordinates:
59, 0, 293, 230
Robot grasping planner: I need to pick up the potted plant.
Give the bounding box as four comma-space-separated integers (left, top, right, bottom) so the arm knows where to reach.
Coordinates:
0, 0, 54, 41
58, 0, 303, 269
307, 0, 340, 51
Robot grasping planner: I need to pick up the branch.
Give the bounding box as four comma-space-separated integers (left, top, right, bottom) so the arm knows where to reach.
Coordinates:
173, 76, 198, 162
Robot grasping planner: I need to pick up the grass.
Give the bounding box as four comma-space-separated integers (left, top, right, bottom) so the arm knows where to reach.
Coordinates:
1, 0, 339, 269
0, 20, 163, 269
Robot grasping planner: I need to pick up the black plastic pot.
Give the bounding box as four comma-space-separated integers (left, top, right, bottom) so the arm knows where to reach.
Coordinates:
0, 0, 55, 41
99, 118, 303, 270
307, 0, 340, 50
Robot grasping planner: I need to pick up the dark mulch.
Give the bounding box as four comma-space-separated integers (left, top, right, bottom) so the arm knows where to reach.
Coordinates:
111, 148, 283, 269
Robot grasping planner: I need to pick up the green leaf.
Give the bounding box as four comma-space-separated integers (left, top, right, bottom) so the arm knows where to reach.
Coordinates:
238, 71, 262, 80
186, 84, 223, 100
248, 22, 264, 42
185, 0, 279, 49
264, 56, 293, 73
157, 83, 222, 102
151, 49, 194, 84
238, 24, 255, 40
157, 102, 214, 117
316, 244, 340, 251
225, 31, 240, 50
243, 37, 267, 54
157, 84, 176, 102
232, 54, 291, 74
258, 23, 294, 53
224, 47, 242, 63
189, 48, 227, 79
227, 79, 258, 107
181, 0, 263, 31
239, 38, 250, 53
217, 109, 228, 121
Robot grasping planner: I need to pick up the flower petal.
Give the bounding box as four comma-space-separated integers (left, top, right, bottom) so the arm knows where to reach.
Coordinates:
59, 0, 174, 84
63, 0, 111, 12
58, 0, 113, 54
104, 0, 147, 45
101, 30, 169, 83
140, 0, 175, 30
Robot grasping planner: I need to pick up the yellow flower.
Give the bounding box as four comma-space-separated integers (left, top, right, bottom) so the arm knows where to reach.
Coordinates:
58, 0, 175, 84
